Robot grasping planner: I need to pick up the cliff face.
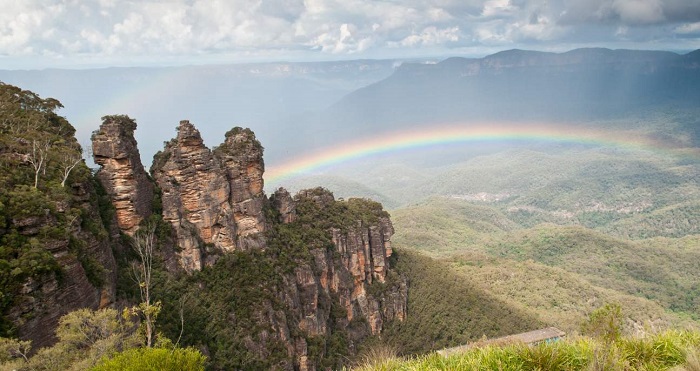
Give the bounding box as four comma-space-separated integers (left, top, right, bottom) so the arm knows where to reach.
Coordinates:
91, 115, 153, 235
150, 121, 237, 271
92, 119, 407, 370
8, 180, 118, 349
214, 128, 267, 249
0, 84, 119, 349
148, 122, 268, 271
267, 187, 408, 370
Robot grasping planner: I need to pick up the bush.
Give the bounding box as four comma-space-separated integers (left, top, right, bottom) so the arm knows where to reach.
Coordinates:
91, 347, 206, 371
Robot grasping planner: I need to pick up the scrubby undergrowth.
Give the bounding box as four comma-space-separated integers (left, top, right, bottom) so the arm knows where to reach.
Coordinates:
355, 329, 700, 371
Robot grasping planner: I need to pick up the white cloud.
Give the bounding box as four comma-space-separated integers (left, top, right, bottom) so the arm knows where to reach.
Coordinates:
0, 0, 698, 67
676, 22, 700, 34
612, 0, 665, 24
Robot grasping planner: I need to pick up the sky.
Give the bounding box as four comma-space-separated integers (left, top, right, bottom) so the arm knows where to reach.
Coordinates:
1, 0, 700, 69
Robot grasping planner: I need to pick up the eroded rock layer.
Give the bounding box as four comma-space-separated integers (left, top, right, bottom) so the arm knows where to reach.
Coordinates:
92, 119, 407, 370
91, 115, 153, 235
8, 176, 118, 349
215, 128, 267, 250
151, 121, 237, 271
267, 188, 408, 370
142, 122, 270, 269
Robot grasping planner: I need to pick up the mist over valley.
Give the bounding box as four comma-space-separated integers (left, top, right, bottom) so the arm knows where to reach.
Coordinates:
2, 46, 700, 369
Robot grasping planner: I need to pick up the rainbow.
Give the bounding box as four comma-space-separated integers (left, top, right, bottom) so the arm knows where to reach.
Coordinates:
264, 123, 687, 186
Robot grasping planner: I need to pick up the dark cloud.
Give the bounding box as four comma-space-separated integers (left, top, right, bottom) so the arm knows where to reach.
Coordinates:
558, 0, 700, 26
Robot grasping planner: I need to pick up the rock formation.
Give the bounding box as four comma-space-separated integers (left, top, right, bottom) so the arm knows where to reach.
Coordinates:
214, 127, 267, 249
91, 115, 153, 235
267, 188, 408, 370
147, 122, 269, 270
150, 121, 237, 271
270, 187, 296, 224
93, 119, 407, 370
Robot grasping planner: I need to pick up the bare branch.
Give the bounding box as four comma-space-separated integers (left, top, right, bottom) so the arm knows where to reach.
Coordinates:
27, 139, 51, 188
130, 221, 159, 347
60, 150, 83, 187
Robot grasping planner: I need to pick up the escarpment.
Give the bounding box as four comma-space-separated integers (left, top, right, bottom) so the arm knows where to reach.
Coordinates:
280, 187, 408, 337
91, 118, 407, 370
6, 179, 119, 349
0, 86, 119, 349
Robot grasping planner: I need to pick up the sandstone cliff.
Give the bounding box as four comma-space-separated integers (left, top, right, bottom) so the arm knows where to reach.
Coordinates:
148, 122, 268, 271
91, 115, 153, 235
271, 187, 408, 370
214, 127, 267, 249
7, 180, 119, 349
150, 121, 237, 271
0, 85, 120, 350
90, 119, 407, 370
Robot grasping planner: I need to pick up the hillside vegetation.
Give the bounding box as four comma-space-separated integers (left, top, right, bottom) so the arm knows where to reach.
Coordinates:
356, 329, 700, 371
385, 199, 700, 359
380, 249, 542, 355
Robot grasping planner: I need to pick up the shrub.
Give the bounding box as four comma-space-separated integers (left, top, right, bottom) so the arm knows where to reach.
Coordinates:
91, 346, 206, 371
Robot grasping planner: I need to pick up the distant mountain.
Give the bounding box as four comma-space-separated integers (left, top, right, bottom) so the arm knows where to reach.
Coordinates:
295, 48, 700, 146
3, 48, 698, 167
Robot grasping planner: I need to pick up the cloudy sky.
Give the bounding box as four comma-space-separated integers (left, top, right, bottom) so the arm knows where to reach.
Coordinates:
1, 0, 700, 69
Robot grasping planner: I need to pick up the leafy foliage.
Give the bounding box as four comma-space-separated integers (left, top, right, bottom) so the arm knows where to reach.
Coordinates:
580, 303, 623, 343
91, 346, 206, 371
0, 82, 111, 337
0, 308, 139, 370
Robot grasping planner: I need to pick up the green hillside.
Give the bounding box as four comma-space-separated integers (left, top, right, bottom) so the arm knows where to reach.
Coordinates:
390, 197, 700, 339
450, 254, 692, 334
484, 225, 700, 318
604, 200, 700, 239
380, 249, 543, 355
391, 197, 519, 255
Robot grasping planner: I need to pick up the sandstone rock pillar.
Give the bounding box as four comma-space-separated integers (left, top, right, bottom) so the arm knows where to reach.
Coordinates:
91, 115, 153, 235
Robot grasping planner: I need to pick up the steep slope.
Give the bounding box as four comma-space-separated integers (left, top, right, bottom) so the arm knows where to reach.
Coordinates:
381, 249, 543, 355
449, 254, 688, 335
0, 83, 119, 348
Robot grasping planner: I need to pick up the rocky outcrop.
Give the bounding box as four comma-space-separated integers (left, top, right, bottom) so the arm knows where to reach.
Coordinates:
298, 189, 407, 335
148, 122, 269, 270
329, 218, 404, 333
270, 187, 296, 224
269, 189, 408, 369
150, 121, 237, 271
214, 128, 267, 250
91, 115, 153, 235
92, 119, 406, 370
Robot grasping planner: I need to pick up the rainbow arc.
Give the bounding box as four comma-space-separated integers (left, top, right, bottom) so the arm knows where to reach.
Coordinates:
264, 123, 683, 186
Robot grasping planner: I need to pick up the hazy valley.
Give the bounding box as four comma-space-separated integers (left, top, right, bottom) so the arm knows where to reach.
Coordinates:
1, 47, 700, 370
